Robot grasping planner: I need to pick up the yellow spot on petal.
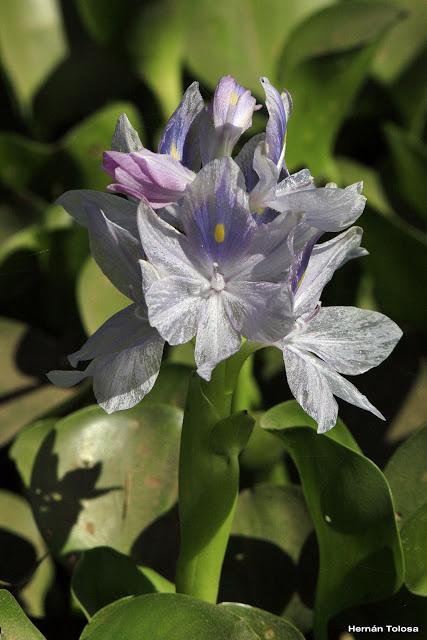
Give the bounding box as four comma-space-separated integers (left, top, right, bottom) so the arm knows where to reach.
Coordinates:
214, 223, 225, 243
170, 141, 180, 160
255, 206, 265, 215
230, 91, 239, 106
297, 270, 306, 288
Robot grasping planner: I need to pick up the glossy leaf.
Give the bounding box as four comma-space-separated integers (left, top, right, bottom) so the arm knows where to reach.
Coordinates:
225, 484, 313, 632
0, 590, 46, 639
11, 402, 182, 557
77, 256, 130, 335
72, 546, 173, 619
278, 2, 401, 177
385, 423, 427, 596
185, 0, 333, 97
0, 491, 54, 617
221, 603, 304, 640
0, 317, 76, 446
0, 0, 67, 114
79, 593, 260, 640
260, 401, 404, 639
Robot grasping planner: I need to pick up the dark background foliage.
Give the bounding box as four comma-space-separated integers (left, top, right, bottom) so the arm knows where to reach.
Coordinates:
0, 1, 426, 639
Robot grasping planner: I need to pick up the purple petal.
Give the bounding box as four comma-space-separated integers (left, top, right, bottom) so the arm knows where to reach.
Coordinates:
158, 81, 205, 169
235, 133, 265, 191
289, 232, 322, 295
104, 149, 195, 208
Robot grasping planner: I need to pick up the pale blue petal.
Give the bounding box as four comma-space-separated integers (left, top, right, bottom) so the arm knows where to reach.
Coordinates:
57, 190, 138, 237
194, 293, 241, 381
283, 345, 384, 433
84, 202, 143, 301
48, 304, 164, 413
270, 182, 366, 232
112, 113, 143, 153
145, 275, 204, 345
287, 306, 402, 375
295, 227, 365, 315
137, 199, 197, 278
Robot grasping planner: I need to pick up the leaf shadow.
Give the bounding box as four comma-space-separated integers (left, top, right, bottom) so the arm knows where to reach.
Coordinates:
219, 535, 299, 614
131, 504, 180, 583
28, 430, 119, 555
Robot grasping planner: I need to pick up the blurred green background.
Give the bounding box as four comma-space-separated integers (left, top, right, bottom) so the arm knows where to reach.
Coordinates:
0, 0, 426, 638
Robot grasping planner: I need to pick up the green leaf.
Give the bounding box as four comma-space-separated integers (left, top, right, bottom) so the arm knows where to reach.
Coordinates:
232, 356, 262, 413
144, 363, 191, 409
77, 256, 130, 335
220, 603, 304, 640
278, 2, 402, 177
62, 102, 142, 192
387, 359, 427, 443
0, 133, 51, 194
385, 423, 427, 596
240, 417, 285, 472
0, 590, 46, 639
372, 0, 427, 84
337, 155, 427, 328
0, 102, 141, 200
10, 420, 55, 487
391, 47, 427, 136
0, 317, 77, 446
0, 0, 67, 114
384, 123, 427, 221
185, 0, 333, 97
210, 411, 254, 458
0, 491, 54, 617
79, 593, 260, 639
72, 546, 173, 619
228, 484, 313, 632
75, 0, 132, 46
360, 207, 427, 331
260, 401, 404, 639
11, 402, 182, 557
129, 0, 185, 118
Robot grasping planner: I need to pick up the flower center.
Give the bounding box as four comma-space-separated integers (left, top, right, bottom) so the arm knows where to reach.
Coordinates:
210, 262, 225, 292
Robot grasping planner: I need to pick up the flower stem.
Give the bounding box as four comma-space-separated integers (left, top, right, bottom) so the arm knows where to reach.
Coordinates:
175, 345, 257, 603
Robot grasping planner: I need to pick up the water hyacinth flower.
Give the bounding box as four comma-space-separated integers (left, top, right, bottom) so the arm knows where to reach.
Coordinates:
279, 227, 402, 432
48, 74, 402, 432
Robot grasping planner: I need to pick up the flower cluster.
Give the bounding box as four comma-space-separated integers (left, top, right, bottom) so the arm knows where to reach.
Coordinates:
48, 75, 402, 432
